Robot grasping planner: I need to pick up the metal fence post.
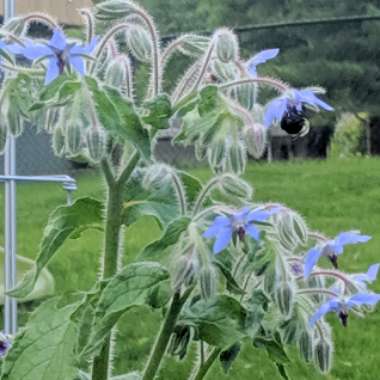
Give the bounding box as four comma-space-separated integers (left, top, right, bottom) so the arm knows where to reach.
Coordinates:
3, 0, 17, 336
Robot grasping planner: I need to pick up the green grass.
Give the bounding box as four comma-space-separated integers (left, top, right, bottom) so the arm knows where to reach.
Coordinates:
1, 157, 380, 380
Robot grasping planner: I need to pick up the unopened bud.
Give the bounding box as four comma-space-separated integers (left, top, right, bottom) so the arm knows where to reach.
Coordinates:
218, 173, 252, 200
3, 16, 26, 35
200, 265, 217, 300
210, 60, 239, 82
105, 54, 131, 93
65, 123, 82, 156
298, 329, 314, 363
52, 126, 66, 157
126, 24, 152, 63
263, 264, 276, 296
169, 324, 192, 360
275, 281, 294, 318
236, 84, 256, 111
173, 254, 199, 291
313, 339, 332, 374
244, 123, 267, 159
177, 34, 210, 58
208, 140, 226, 171
226, 140, 246, 174
86, 127, 106, 163
214, 28, 239, 63
280, 317, 300, 345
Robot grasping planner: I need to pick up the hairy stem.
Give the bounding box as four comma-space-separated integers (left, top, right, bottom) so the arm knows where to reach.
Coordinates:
219, 77, 289, 93
192, 177, 220, 216
171, 172, 187, 215
91, 157, 139, 380
189, 348, 222, 380
142, 288, 193, 380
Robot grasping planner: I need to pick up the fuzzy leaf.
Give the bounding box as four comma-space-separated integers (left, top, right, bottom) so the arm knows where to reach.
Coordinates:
181, 295, 247, 348
253, 335, 290, 364
139, 217, 191, 261
9, 198, 103, 298
212, 257, 245, 296
81, 262, 170, 358
1, 299, 79, 380
142, 94, 173, 130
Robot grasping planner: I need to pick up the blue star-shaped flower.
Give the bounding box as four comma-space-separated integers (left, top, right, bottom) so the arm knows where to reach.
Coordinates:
14, 29, 97, 84
352, 263, 380, 288
246, 48, 279, 77
304, 231, 371, 278
264, 88, 334, 129
309, 292, 380, 327
203, 206, 279, 254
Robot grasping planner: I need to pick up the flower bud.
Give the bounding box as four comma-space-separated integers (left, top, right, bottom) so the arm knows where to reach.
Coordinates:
263, 264, 276, 296
298, 329, 314, 363
244, 123, 267, 159
210, 60, 240, 82
195, 142, 208, 161
105, 54, 132, 93
235, 84, 256, 111
218, 173, 253, 200
214, 28, 239, 63
52, 126, 66, 157
126, 24, 152, 63
199, 265, 217, 300
280, 317, 300, 345
225, 140, 246, 175
3, 16, 26, 35
177, 34, 210, 58
173, 253, 199, 291
275, 281, 294, 318
142, 163, 172, 189
207, 140, 226, 171
65, 123, 82, 156
86, 128, 106, 163
313, 339, 332, 374
169, 324, 192, 360
0, 121, 8, 155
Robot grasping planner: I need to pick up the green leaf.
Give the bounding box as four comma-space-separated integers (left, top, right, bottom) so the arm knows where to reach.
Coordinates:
275, 363, 291, 380
253, 335, 290, 364
81, 262, 170, 358
177, 171, 203, 207
1, 299, 79, 380
142, 94, 173, 130
212, 257, 245, 296
139, 217, 190, 261
85, 76, 151, 160
75, 371, 141, 380
181, 295, 247, 348
9, 198, 103, 298
245, 289, 270, 339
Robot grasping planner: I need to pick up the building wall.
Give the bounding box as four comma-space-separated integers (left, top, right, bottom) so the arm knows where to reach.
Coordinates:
0, 0, 93, 25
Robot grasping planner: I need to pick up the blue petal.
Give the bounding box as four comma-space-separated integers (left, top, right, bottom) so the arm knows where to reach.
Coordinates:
247, 207, 279, 223
213, 226, 233, 254
70, 56, 85, 76
247, 48, 279, 75
304, 247, 322, 278
50, 29, 67, 50
347, 293, 380, 308
263, 97, 288, 128
246, 224, 260, 241
335, 231, 371, 247
309, 299, 339, 327
71, 36, 98, 55
203, 216, 231, 238
233, 207, 251, 224
22, 43, 52, 60
45, 58, 60, 85
366, 263, 380, 283
296, 89, 334, 111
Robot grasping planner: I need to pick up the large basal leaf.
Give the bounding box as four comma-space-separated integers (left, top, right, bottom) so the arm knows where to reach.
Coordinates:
180, 295, 247, 348
81, 262, 170, 358
85, 76, 151, 160
1, 299, 79, 380
138, 217, 191, 261
9, 197, 103, 298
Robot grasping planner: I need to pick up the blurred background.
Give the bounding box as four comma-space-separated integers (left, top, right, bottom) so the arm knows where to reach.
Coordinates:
1, 0, 380, 173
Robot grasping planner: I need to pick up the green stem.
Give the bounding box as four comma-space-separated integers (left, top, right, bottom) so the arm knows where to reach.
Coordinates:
91, 157, 139, 380
190, 348, 222, 380
142, 288, 193, 380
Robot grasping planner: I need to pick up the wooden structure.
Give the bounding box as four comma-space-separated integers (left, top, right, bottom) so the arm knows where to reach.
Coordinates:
0, 0, 92, 25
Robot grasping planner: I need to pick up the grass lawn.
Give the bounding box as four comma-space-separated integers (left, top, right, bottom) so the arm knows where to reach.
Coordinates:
1, 157, 380, 379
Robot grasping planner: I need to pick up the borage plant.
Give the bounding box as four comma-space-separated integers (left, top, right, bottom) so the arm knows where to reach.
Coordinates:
0, 1, 378, 380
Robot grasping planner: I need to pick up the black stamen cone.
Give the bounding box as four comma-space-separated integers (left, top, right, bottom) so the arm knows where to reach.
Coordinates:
329, 254, 339, 269
237, 226, 245, 241
281, 106, 307, 135
339, 311, 349, 327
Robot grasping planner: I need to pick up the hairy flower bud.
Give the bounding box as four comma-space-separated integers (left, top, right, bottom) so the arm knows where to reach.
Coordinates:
173, 253, 199, 291
52, 126, 66, 157
199, 265, 217, 300
210, 60, 240, 82
226, 140, 246, 174
275, 281, 295, 318
244, 123, 267, 159
169, 324, 192, 360
126, 24, 152, 63
207, 140, 226, 171
65, 123, 82, 156
280, 316, 300, 344
313, 339, 332, 374
177, 34, 210, 58
86, 127, 106, 163
298, 329, 314, 363
3, 16, 26, 35
218, 173, 253, 200
105, 54, 131, 92
214, 28, 239, 63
